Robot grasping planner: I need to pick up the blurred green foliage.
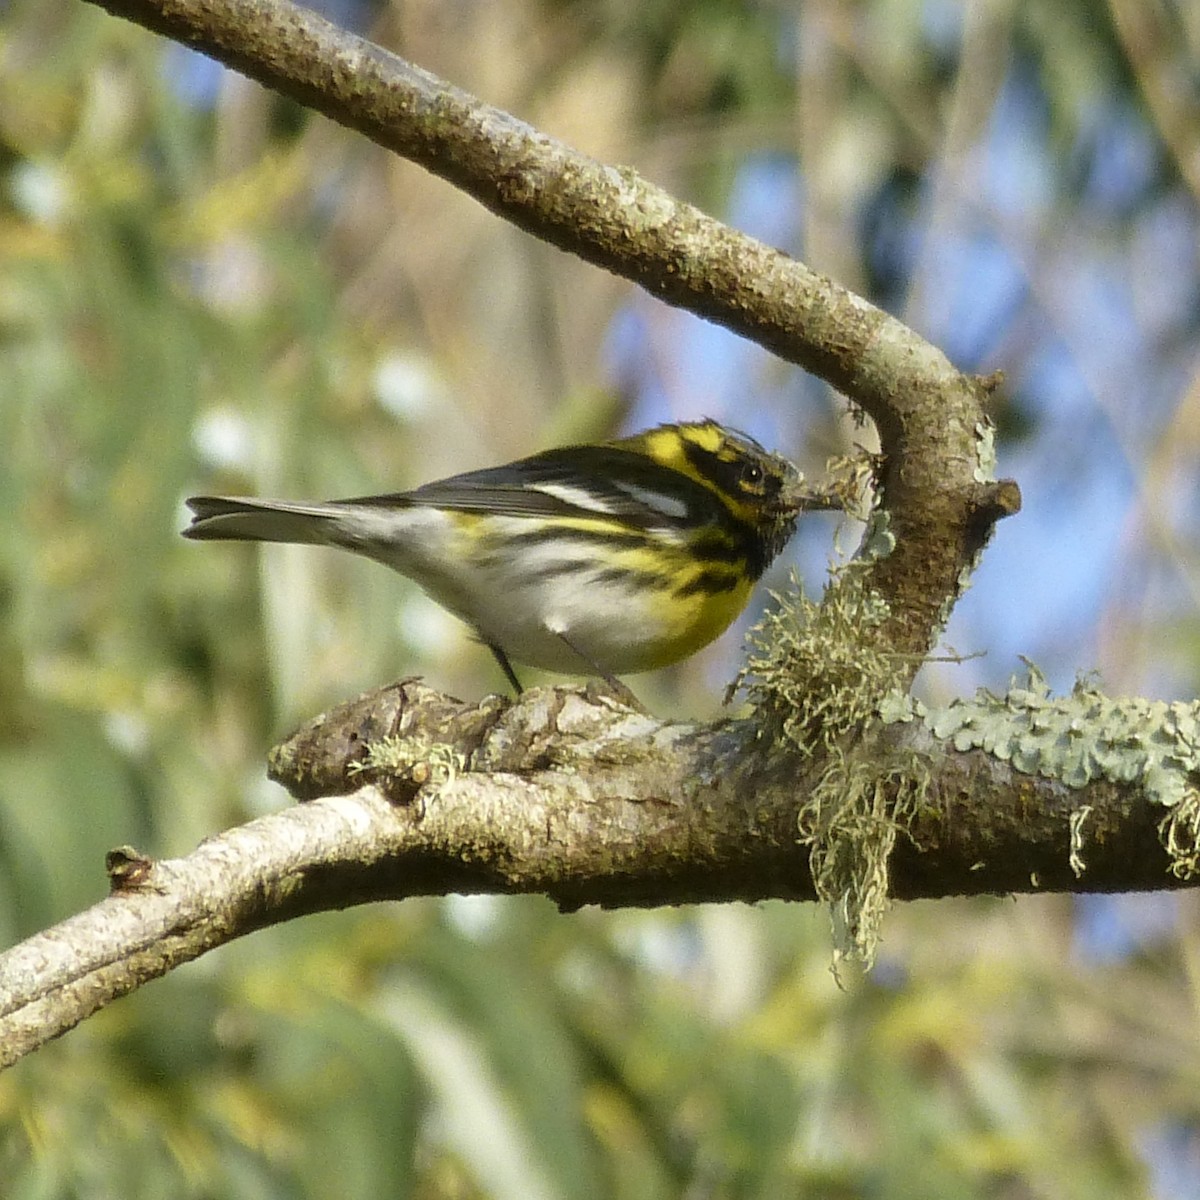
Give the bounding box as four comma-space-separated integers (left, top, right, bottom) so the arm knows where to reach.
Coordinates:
2, 0, 1199, 1197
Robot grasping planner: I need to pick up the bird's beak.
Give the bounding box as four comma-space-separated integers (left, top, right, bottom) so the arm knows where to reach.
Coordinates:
779, 474, 842, 514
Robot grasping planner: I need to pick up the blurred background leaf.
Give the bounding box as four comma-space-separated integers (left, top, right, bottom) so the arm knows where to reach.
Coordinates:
2, 0, 1200, 1195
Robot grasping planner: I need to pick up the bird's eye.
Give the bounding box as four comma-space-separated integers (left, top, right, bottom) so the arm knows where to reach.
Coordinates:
741, 462, 764, 487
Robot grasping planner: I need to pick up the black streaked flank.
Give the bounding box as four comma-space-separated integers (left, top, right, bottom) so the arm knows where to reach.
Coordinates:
590, 565, 675, 593
685, 531, 749, 566
517, 557, 677, 592
499, 525, 653, 551
673, 568, 742, 597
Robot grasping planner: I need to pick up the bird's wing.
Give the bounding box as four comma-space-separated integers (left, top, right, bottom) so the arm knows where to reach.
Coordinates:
346, 446, 719, 529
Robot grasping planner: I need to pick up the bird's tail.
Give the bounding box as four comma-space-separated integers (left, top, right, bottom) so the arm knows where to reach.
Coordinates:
183, 496, 354, 545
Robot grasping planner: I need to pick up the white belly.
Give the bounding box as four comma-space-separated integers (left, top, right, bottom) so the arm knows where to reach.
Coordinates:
340, 507, 740, 675
452, 560, 675, 673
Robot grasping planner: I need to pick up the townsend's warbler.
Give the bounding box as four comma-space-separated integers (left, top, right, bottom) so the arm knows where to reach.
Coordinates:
183, 420, 827, 692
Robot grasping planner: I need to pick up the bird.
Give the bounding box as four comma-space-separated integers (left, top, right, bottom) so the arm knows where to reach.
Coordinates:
183, 420, 827, 693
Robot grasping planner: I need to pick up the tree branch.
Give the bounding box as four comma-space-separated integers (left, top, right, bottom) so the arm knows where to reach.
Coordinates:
1, 680, 1190, 1069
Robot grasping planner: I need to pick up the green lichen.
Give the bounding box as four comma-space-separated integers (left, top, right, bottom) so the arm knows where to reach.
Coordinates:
737, 565, 932, 968
917, 662, 1200, 880
348, 734, 465, 791
737, 565, 909, 754
801, 748, 932, 974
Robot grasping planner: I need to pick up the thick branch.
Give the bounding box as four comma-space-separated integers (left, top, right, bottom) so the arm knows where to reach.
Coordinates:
0, 681, 1188, 1069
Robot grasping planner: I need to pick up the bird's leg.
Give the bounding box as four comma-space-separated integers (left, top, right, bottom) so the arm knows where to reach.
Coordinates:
553, 632, 643, 711
486, 643, 524, 695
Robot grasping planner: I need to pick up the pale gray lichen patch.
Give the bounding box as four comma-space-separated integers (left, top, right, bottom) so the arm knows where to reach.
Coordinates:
973, 420, 997, 483
917, 662, 1200, 880
1161, 798, 1200, 879
1068, 805, 1093, 877
929, 421, 1001, 634
610, 166, 676, 229
857, 509, 896, 563
877, 690, 918, 724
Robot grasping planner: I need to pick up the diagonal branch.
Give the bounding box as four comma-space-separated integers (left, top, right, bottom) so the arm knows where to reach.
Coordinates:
84, 0, 1016, 666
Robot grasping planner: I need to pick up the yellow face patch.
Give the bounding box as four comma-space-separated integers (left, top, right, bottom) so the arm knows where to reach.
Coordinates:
624, 422, 784, 527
